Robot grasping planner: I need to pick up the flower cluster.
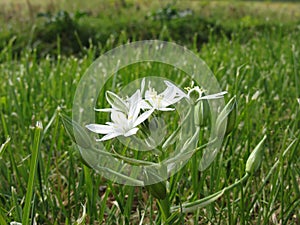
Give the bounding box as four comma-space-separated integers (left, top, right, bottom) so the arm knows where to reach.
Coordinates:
86, 79, 226, 141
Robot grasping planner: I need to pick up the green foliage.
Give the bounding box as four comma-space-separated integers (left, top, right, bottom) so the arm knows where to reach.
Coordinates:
34, 10, 91, 55
147, 2, 193, 21
1, 1, 299, 58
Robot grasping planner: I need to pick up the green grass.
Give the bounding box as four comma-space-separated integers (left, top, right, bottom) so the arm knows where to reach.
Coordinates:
1, 0, 300, 56
0, 0, 300, 224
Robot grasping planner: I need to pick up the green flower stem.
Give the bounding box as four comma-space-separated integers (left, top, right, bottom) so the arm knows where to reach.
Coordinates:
164, 135, 217, 166
171, 172, 250, 212
157, 196, 171, 221
162, 107, 192, 149
146, 181, 170, 222
222, 172, 249, 192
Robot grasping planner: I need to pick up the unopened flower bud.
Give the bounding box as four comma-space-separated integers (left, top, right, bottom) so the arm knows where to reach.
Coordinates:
194, 99, 210, 126
225, 98, 237, 135
215, 96, 237, 137
245, 135, 267, 174
146, 181, 167, 200
145, 168, 167, 200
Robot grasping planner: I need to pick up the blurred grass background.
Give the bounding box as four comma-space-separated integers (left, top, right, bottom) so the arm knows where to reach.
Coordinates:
1, 0, 300, 56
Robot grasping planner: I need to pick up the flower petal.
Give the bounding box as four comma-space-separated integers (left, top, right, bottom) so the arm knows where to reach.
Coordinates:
97, 132, 122, 141
128, 91, 141, 121
128, 89, 141, 105
133, 108, 154, 127
106, 91, 128, 113
157, 107, 175, 111
86, 124, 114, 134
111, 110, 127, 124
141, 78, 145, 94
161, 85, 175, 98
94, 108, 114, 112
164, 81, 187, 98
140, 100, 152, 110
124, 128, 139, 137
198, 91, 227, 100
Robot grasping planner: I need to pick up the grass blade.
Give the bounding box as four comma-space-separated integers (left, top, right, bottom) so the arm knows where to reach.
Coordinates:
22, 121, 43, 225
0, 136, 10, 158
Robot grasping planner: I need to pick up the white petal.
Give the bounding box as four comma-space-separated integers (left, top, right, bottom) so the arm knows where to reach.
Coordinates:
131, 105, 141, 122
144, 90, 151, 100
164, 81, 186, 97
140, 100, 152, 110
160, 98, 174, 107
94, 108, 114, 112
128, 92, 141, 121
106, 91, 128, 113
86, 124, 114, 134
164, 80, 176, 88
124, 128, 139, 137
133, 108, 154, 127
157, 107, 175, 111
98, 132, 121, 141
141, 78, 145, 94
161, 84, 186, 106
105, 122, 117, 128
198, 91, 227, 100
128, 89, 141, 105
161, 85, 175, 99
111, 111, 127, 124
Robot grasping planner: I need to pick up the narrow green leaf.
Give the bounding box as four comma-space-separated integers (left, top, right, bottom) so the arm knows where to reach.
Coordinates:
0, 212, 7, 225
22, 121, 43, 225
0, 136, 10, 157
59, 113, 92, 149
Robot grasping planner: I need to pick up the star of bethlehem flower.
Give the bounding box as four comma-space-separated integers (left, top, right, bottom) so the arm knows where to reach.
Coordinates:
93, 79, 145, 114
86, 89, 154, 141
86, 78, 227, 141
141, 80, 186, 111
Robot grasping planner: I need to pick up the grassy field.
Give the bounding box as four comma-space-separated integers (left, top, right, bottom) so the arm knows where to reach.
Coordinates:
0, 0, 299, 224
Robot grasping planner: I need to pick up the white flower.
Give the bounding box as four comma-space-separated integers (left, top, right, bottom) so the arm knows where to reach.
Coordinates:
95, 79, 146, 114
142, 80, 186, 111
94, 91, 129, 113
86, 90, 154, 141
86, 78, 227, 142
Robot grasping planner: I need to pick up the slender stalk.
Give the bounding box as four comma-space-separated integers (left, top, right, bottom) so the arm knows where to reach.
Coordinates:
171, 173, 250, 212
157, 196, 171, 222
22, 121, 43, 225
